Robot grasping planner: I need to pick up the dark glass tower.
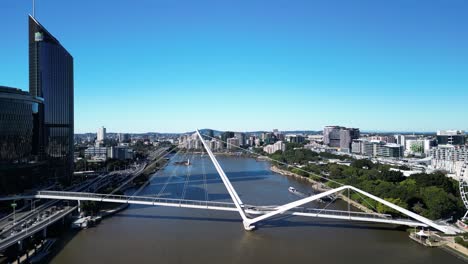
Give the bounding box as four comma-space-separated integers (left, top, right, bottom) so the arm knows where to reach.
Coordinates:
29, 15, 74, 184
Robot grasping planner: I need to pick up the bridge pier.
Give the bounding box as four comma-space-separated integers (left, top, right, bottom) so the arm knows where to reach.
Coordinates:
243, 221, 255, 231
17, 240, 23, 252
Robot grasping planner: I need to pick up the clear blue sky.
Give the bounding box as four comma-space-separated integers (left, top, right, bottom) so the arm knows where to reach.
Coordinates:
1, 0, 467, 133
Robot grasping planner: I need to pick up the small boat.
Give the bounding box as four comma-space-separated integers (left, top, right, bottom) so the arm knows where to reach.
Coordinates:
244, 206, 276, 216
174, 159, 191, 166
71, 216, 90, 229
288, 187, 327, 202
288, 187, 308, 197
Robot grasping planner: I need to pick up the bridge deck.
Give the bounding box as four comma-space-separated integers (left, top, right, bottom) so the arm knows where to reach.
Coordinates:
34, 191, 426, 227
36, 191, 239, 212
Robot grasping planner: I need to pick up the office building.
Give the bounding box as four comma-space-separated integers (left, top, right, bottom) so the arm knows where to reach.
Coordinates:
97, 126, 106, 142
405, 139, 425, 155
429, 145, 468, 162
340, 128, 360, 152
0, 86, 47, 194
202, 129, 214, 140
84, 146, 108, 160
0, 86, 43, 162
108, 146, 134, 160
353, 140, 403, 158
394, 134, 417, 149
286, 134, 305, 144
351, 139, 364, 154
227, 138, 240, 150
323, 126, 342, 147
118, 133, 130, 143
323, 126, 359, 150
263, 141, 286, 154
437, 130, 465, 145
29, 15, 74, 183
234, 132, 246, 146
378, 143, 405, 158
221, 131, 235, 147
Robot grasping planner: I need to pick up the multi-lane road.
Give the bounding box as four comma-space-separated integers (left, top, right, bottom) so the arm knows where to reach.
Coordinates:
0, 147, 170, 254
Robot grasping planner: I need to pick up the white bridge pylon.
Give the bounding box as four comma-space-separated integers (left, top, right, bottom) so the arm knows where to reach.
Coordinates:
195, 129, 456, 234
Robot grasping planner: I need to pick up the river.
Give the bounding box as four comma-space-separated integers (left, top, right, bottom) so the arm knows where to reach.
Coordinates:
50, 154, 465, 263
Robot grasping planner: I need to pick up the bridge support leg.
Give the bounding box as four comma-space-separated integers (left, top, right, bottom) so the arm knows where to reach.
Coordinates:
43, 227, 47, 238
243, 220, 255, 231
77, 200, 81, 215
17, 240, 23, 252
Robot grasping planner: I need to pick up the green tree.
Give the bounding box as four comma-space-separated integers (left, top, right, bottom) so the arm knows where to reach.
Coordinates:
376, 198, 408, 215
420, 186, 457, 219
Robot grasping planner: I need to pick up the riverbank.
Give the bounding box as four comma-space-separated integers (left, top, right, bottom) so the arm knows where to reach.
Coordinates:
49, 155, 465, 264
270, 165, 374, 214
441, 237, 468, 261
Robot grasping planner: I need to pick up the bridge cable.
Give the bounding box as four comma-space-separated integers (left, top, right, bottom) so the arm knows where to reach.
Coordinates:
199, 133, 344, 187
156, 148, 187, 197
180, 150, 195, 200
132, 147, 185, 198
313, 190, 342, 216
200, 133, 388, 214
107, 147, 175, 197
201, 147, 209, 205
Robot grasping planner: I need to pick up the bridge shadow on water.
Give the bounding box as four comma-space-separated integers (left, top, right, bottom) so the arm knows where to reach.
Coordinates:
151, 170, 272, 186
255, 215, 405, 232
111, 212, 404, 233
112, 213, 241, 223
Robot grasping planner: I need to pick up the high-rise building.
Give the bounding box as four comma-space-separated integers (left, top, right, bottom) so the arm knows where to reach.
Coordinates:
118, 133, 130, 143
0, 86, 43, 162
263, 141, 286, 154
378, 143, 405, 158
429, 145, 468, 162
339, 128, 360, 151
323, 126, 343, 148
353, 140, 403, 158
0, 86, 47, 194
97, 126, 107, 142
221, 131, 235, 147
234, 132, 246, 146
221, 131, 235, 142
286, 134, 305, 144
437, 130, 465, 145
227, 138, 240, 150
351, 139, 364, 154
323, 126, 359, 150
29, 15, 74, 183
202, 129, 214, 140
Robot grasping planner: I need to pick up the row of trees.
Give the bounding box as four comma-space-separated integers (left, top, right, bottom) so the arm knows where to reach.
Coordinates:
269, 145, 463, 220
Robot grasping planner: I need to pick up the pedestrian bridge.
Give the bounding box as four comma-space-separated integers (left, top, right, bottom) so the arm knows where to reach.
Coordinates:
33, 190, 432, 229
1, 129, 459, 235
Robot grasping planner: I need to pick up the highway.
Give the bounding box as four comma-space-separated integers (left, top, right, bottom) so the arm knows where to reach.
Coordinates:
0, 147, 170, 254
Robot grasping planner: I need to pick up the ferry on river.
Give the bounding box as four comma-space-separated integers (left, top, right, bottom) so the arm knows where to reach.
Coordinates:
174, 159, 191, 166
288, 187, 308, 198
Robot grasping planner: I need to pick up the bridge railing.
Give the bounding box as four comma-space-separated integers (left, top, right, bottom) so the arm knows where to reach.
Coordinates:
36, 191, 237, 209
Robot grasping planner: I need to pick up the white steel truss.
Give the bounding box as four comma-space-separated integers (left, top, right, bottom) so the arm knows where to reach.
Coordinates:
195, 129, 456, 234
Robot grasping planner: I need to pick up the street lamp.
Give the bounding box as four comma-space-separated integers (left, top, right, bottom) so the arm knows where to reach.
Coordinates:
31, 200, 39, 212
11, 201, 17, 225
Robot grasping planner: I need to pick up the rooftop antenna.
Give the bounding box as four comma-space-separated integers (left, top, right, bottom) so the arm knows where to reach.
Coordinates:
32, 0, 35, 18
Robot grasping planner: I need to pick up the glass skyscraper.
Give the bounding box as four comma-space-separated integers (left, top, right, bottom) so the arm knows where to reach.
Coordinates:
0, 86, 47, 194
29, 15, 74, 183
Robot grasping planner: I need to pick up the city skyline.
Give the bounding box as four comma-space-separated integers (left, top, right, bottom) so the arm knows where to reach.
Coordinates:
2, 0, 468, 133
